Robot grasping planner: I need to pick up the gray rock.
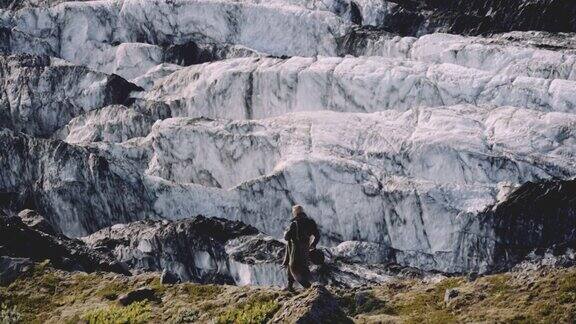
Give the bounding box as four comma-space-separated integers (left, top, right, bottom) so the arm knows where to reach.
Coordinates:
444, 288, 459, 304
0, 213, 128, 275
272, 284, 353, 324
83, 216, 259, 284
118, 287, 158, 306
17, 209, 58, 235
0, 256, 32, 285
83, 217, 433, 287
0, 129, 154, 238
160, 269, 180, 285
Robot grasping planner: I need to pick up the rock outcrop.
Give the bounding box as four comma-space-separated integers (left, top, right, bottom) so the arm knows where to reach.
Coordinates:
482, 179, 576, 272
272, 284, 353, 323
0, 256, 33, 285
0, 211, 128, 274
83, 216, 261, 284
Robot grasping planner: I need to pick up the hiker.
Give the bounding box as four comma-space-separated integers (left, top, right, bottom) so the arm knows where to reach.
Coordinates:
282, 205, 320, 291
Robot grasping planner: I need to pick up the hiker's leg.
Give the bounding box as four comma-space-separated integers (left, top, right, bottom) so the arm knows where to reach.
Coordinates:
292, 266, 312, 289
285, 268, 295, 291
299, 267, 312, 288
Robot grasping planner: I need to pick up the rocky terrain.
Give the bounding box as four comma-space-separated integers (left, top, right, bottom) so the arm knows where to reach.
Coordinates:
1, 260, 575, 323
1, 0, 576, 322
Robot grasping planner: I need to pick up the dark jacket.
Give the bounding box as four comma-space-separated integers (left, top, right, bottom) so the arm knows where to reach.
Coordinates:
283, 212, 320, 267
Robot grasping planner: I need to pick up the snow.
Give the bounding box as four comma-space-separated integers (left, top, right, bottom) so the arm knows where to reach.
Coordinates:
141, 56, 576, 122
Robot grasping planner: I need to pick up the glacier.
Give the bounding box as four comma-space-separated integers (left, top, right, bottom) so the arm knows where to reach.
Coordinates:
0, 0, 575, 285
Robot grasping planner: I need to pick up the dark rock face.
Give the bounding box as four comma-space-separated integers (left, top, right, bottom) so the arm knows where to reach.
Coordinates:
162, 41, 257, 66
451, 179, 576, 274
379, 0, 576, 36
160, 269, 180, 285
0, 129, 154, 237
83, 216, 260, 283
0, 212, 128, 274
487, 179, 576, 271
0, 256, 33, 285
83, 216, 429, 287
226, 235, 286, 265
0, 54, 141, 137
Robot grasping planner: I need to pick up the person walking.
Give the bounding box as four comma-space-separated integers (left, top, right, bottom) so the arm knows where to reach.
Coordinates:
282, 205, 320, 291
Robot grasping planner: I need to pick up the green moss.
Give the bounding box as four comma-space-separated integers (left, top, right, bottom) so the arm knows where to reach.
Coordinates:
0, 303, 22, 324
170, 308, 199, 323
148, 277, 167, 296
216, 300, 279, 324
38, 272, 59, 292
58, 273, 103, 304
558, 292, 576, 304
339, 292, 394, 316
97, 282, 130, 301
0, 288, 56, 323
486, 275, 511, 295
0, 261, 62, 322
82, 301, 152, 324
559, 272, 576, 293
181, 284, 223, 302
433, 278, 462, 298
394, 293, 457, 324
507, 314, 536, 324
387, 278, 463, 324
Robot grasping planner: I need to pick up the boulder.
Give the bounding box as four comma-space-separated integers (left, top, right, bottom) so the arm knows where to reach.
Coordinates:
444, 288, 460, 304
272, 284, 353, 323
0, 256, 33, 286
118, 287, 158, 306
160, 269, 180, 285
0, 215, 128, 275
18, 209, 58, 235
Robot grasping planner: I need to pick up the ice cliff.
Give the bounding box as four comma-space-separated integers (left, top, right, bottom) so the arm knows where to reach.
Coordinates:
0, 0, 575, 285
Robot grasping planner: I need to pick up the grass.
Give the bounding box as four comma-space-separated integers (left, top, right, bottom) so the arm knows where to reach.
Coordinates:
180, 283, 223, 303
387, 277, 462, 324
96, 281, 130, 301
82, 301, 151, 324
354, 270, 576, 324
169, 308, 199, 323
338, 291, 393, 316
216, 297, 279, 324
1, 262, 576, 323
0, 303, 22, 324
0, 263, 60, 323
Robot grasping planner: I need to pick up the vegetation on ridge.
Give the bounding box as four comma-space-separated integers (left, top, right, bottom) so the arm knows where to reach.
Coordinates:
0, 261, 575, 323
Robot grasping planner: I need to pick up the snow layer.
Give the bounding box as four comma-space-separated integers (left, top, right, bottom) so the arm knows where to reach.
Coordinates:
357, 33, 576, 81
142, 56, 576, 121
54, 105, 156, 144
144, 106, 576, 189
4, 0, 576, 87
3, 0, 348, 59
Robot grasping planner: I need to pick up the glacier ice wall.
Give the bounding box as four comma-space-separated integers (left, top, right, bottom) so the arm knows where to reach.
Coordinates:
0, 0, 575, 279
